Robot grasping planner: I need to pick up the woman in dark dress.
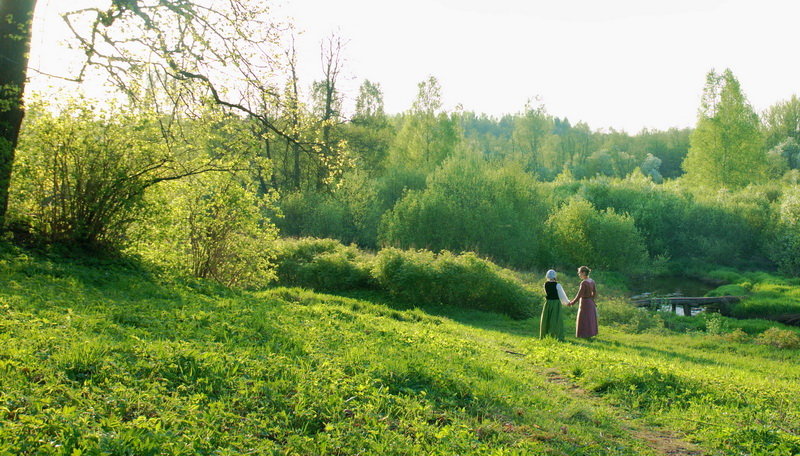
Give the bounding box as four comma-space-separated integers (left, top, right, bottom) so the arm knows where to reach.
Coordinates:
540, 269, 569, 340
569, 266, 598, 338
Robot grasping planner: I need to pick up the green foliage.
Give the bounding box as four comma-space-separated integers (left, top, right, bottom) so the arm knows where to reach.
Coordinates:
597, 299, 665, 334
703, 312, 730, 336
380, 155, 548, 269
374, 166, 427, 212
274, 238, 373, 292
510, 102, 552, 175
769, 187, 800, 275
8, 96, 269, 285
372, 248, 535, 319
763, 95, 800, 152
755, 327, 800, 349
0, 246, 665, 456
131, 171, 279, 288
546, 199, 648, 271
549, 175, 772, 267
385, 77, 461, 174
336, 171, 383, 247
682, 69, 767, 188
277, 190, 352, 240
705, 269, 800, 322
9, 99, 163, 246
277, 172, 383, 248
272, 239, 545, 320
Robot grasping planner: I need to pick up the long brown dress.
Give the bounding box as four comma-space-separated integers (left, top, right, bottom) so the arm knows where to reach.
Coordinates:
573, 278, 598, 338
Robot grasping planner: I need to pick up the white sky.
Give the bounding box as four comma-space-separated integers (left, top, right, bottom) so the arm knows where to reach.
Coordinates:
27, 0, 800, 133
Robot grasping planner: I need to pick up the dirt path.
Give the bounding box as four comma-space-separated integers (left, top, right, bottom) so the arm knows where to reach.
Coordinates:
543, 368, 708, 456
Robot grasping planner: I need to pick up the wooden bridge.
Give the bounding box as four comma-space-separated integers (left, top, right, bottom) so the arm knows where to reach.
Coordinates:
632, 296, 800, 326
631, 296, 743, 316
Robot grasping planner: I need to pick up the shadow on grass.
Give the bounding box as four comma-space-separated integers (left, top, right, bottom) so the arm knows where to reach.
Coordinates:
580, 338, 724, 367
333, 289, 577, 339
0, 241, 239, 321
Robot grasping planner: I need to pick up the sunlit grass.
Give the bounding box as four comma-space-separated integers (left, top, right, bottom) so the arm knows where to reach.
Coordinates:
1, 244, 799, 455
707, 268, 800, 319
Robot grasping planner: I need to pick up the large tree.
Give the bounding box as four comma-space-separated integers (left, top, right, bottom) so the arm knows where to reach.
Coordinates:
763, 95, 800, 149
0, 0, 330, 227
682, 69, 766, 189
0, 0, 38, 226
511, 101, 552, 176
311, 33, 348, 190
353, 80, 385, 123
387, 76, 460, 172
345, 80, 392, 173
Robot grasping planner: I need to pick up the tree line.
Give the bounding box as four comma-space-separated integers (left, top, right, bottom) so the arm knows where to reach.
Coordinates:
2, 1, 800, 286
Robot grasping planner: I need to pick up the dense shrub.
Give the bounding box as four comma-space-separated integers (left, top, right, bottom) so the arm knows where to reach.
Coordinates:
380, 155, 548, 269
371, 248, 535, 319
9, 101, 161, 246
755, 327, 800, 349
9, 99, 246, 250
546, 199, 649, 271
334, 171, 383, 247
131, 172, 279, 289
598, 299, 665, 333
277, 172, 384, 248
769, 187, 800, 275
570, 176, 690, 259
277, 191, 353, 242
374, 166, 427, 212
273, 240, 536, 319
552, 175, 770, 267
274, 238, 373, 292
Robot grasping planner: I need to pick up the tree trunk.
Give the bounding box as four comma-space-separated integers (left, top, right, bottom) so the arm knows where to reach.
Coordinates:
292, 143, 301, 190
0, 0, 38, 226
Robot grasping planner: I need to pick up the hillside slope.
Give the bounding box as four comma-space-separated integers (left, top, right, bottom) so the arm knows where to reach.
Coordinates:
1, 247, 798, 455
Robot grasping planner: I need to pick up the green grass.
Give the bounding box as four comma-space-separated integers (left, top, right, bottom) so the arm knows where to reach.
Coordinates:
1, 245, 799, 455
706, 269, 800, 320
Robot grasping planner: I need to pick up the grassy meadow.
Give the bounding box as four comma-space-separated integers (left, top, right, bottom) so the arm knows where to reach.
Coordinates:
1, 244, 799, 455
6, 3, 800, 455
704, 269, 800, 323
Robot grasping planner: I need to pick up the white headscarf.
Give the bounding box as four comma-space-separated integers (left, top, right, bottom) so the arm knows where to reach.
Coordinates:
546, 269, 557, 280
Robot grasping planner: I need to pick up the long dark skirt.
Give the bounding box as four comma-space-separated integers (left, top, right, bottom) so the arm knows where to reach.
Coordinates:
540, 299, 564, 340
576, 298, 598, 338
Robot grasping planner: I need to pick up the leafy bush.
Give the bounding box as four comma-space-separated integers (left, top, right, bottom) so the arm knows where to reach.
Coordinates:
9, 99, 243, 249
704, 312, 731, 335
335, 170, 383, 247
131, 172, 278, 288
548, 175, 772, 268
276, 172, 384, 248
720, 328, 750, 343
380, 155, 549, 269
546, 199, 648, 271
371, 248, 535, 319
598, 299, 665, 333
9, 100, 160, 246
754, 327, 800, 349
769, 188, 800, 275
277, 191, 353, 241
274, 238, 373, 292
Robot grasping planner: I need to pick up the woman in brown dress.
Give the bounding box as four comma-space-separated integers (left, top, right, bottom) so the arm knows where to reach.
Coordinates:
569, 266, 598, 338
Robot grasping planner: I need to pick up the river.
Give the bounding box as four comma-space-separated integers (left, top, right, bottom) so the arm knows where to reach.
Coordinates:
628, 275, 720, 316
